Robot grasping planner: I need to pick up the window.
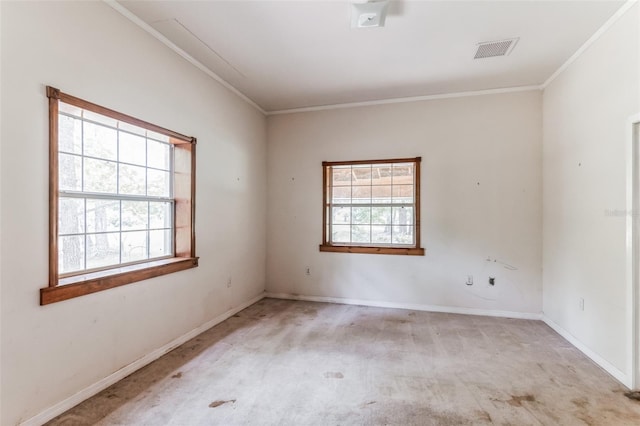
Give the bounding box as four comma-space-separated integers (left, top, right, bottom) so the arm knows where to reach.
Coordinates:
320, 157, 424, 255
41, 87, 197, 305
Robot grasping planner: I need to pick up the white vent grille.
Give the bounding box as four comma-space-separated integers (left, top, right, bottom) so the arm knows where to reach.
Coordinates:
474, 38, 519, 59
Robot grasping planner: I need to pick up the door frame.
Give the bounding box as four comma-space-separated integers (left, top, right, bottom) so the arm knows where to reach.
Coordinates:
626, 113, 640, 389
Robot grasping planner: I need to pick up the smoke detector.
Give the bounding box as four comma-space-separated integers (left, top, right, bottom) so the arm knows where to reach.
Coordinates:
474, 38, 519, 59
351, 1, 390, 29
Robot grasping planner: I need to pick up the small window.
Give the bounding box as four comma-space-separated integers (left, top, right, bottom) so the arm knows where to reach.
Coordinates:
41, 87, 198, 305
320, 157, 424, 255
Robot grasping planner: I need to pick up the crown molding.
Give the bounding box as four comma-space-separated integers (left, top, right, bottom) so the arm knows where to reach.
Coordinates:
541, 0, 638, 89
267, 85, 542, 115
104, 0, 267, 115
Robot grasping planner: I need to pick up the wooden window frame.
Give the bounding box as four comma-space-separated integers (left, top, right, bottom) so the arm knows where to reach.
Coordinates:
41, 86, 198, 305
320, 157, 424, 256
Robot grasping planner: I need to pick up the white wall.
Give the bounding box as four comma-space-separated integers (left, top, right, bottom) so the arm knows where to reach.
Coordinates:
542, 3, 640, 384
0, 2, 266, 425
267, 91, 542, 315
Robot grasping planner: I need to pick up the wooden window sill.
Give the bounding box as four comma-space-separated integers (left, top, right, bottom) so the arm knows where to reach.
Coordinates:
319, 245, 424, 256
41, 257, 198, 305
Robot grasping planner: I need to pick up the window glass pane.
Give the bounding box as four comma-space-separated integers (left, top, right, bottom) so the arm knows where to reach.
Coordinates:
119, 164, 146, 196
121, 201, 148, 231
84, 122, 117, 161
372, 225, 391, 244
147, 169, 170, 197
371, 206, 391, 225
332, 206, 350, 225
352, 165, 371, 185
371, 164, 392, 183
352, 206, 371, 224
59, 115, 82, 154
59, 153, 82, 191
332, 225, 351, 243
83, 110, 117, 128
352, 225, 371, 243
122, 231, 148, 263
149, 229, 171, 258
392, 185, 414, 203
148, 140, 170, 170
392, 226, 414, 244
59, 198, 84, 235
147, 130, 170, 143
372, 185, 391, 203
59, 235, 85, 274
149, 202, 172, 229
324, 160, 419, 249
332, 166, 351, 186
86, 199, 120, 233
84, 158, 117, 193
119, 121, 145, 137
119, 132, 146, 166
392, 163, 414, 184
86, 232, 120, 270
352, 186, 371, 204
392, 206, 414, 226
59, 102, 82, 118
332, 186, 351, 204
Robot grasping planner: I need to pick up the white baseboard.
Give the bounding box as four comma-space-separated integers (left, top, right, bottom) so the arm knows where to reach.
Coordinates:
542, 315, 631, 388
20, 292, 266, 426
265, 292, 542, 320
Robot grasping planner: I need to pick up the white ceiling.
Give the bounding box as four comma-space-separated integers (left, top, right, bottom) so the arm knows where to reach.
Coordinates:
118, 0, 625, 112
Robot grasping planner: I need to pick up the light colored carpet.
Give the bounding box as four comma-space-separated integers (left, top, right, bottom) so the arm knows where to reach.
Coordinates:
48, 298, 640, 425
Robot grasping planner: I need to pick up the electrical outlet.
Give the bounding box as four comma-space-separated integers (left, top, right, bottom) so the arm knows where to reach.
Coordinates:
466, 275, 473, 285
227, 277, 232, 288
305, 267, 311, 276
579, 297, 584, 311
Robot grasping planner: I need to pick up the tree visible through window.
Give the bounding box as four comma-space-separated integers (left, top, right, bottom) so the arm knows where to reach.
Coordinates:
320, 157, 424, 255
42, 87, 198, 305
57, 102, 174, 274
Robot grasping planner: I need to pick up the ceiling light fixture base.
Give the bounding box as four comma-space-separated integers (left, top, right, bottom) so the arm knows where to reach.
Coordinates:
351, 1, 390, 29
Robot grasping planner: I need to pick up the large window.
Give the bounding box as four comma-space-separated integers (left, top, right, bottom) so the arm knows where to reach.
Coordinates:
320, 157, 424, 255
41, 87, 197, 305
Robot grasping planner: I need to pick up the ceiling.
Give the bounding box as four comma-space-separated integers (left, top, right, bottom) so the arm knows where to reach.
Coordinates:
118, 0, 625, 112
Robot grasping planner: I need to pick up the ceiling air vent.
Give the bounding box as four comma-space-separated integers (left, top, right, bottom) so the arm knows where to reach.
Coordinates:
474, 38, 519, 59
